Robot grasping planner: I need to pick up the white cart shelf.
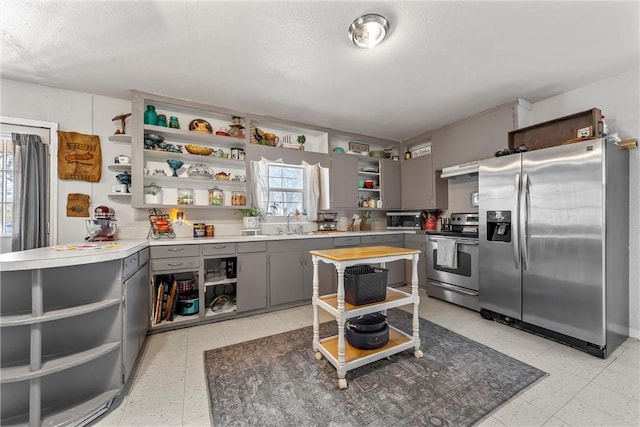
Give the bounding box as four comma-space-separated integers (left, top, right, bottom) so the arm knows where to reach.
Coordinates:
310, 245, 423, 389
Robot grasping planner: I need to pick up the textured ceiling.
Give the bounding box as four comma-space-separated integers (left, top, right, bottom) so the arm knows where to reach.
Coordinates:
1, 1, 638, 142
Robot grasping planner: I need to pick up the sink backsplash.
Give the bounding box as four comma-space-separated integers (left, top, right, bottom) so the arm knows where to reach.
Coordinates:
260, 221, 317, 235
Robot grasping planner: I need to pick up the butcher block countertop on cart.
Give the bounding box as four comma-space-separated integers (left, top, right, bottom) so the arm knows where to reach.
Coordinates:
309, 245, 423, 389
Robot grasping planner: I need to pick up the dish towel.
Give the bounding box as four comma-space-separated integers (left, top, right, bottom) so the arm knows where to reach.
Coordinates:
437, 240, 458, 269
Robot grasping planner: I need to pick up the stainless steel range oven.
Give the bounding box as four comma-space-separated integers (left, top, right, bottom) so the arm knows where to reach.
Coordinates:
425, 213, 479, 311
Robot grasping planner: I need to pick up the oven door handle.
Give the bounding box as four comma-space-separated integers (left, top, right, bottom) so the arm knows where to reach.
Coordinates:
427, 238, 478, 245
429, 281, 479, 296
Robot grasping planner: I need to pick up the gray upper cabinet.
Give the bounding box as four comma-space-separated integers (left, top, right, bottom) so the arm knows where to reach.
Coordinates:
380, 158, 401, 209
330, 153, 358, 208
401, 154, 448, 210
431, 101, 530, 170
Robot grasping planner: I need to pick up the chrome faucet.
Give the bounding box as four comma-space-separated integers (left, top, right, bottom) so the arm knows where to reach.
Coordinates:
286, 212, 296, 234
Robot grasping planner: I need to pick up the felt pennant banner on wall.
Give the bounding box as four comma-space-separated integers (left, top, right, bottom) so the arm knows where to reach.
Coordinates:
57, 131, 102, 182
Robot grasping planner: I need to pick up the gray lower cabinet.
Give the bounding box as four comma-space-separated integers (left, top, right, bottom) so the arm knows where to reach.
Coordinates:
236, 252, 267, 312
269, 238, 334, 306
0, 261, 123, 427
123, 248, 150, 383
383, 234, 406, 286
404, 235, 427, 288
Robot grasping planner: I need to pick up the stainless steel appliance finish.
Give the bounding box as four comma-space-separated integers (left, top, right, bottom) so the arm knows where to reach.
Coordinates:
386, 212, 422, 230
479, 138, 629, 358
426, 213, 479, 311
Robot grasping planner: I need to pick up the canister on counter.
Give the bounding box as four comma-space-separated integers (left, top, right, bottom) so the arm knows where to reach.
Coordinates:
193, 223, 205, 237
205, 224, 215, 237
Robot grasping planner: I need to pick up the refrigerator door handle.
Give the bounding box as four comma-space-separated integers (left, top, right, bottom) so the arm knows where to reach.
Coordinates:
513, 173, 520, 269
520, 172, 529, 270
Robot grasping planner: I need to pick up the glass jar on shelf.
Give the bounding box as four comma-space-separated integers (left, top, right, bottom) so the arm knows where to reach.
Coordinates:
144, 105, 158, 125
231, 191, 246, 206
144, 182, 162, 204
208, 186, 224, 206
177, 188, 194, 205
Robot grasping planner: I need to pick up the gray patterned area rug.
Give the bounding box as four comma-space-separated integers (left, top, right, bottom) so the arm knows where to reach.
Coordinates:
204, 309, 546, 426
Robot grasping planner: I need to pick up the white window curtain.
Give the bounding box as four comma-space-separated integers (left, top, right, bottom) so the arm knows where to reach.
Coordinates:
250, 157, 274, 219
250, 158, 329, 221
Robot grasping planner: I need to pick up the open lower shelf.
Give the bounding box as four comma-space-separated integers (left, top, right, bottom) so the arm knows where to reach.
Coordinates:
0, 342, 120, 384
41, 388, 120, 427
317, 325, 413, 366
0, 299, 121, 327
317, 287, 413, 319
204, 278, 237, 288
151, 313, 200, 329
205, 305, 237, 318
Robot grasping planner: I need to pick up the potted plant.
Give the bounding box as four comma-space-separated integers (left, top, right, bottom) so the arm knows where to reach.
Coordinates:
297, 134, 306, 151
240, 206, 261, 229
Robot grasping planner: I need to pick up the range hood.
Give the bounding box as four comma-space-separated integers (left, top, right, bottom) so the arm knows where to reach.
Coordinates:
440, 161, 479, 179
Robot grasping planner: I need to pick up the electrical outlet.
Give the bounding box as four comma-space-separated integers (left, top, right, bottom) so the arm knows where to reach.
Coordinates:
577, 126, 592, 138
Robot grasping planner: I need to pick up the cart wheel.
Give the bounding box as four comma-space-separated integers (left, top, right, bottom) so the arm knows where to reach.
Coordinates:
338, 378, 348, 389
151, 232, 160, 240
315, 351, 323, 361
414, 349, 424, 359
168, 231, 176, 238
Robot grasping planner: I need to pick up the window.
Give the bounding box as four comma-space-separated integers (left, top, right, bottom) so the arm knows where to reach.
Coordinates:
267, 164, 304, 216
0, 136, 13, 236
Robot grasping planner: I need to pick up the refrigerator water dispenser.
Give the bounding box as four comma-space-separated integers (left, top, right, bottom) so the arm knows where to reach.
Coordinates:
486, 210, 511, 242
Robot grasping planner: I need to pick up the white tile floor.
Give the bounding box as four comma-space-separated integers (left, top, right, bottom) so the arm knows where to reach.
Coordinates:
95, 288, 640, 426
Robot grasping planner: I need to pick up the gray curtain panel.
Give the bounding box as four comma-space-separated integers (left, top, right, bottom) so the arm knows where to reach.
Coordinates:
11, 133, 49, 251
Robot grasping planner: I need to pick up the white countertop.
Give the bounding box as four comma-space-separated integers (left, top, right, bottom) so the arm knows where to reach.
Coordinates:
0, 231, 411, 271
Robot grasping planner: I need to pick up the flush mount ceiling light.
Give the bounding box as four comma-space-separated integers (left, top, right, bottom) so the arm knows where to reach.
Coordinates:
349, 13, 390, 49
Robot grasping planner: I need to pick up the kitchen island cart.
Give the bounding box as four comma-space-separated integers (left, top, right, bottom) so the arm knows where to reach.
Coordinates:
310, 245, 422, 389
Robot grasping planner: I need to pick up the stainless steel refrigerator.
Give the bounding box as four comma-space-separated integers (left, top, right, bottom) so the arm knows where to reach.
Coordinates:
478, 138, 629, 358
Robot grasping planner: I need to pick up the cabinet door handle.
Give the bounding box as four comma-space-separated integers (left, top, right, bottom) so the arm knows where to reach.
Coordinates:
212, 245, 227, 249
167, 262, 184, 267
168, 248, 184, 252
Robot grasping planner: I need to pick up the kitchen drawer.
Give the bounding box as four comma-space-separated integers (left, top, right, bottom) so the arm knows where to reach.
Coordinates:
404, 234, 426, 243
361, 235, 384, 245
151, 245, 200, 259
122, 252, 139, 280
151, 257, 200, 272
237, 241, 266, 253
384, 234, 404, 243
333, 236, 360, 247
202, 243, 236, 256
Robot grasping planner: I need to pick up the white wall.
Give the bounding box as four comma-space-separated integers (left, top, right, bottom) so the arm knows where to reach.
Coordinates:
529, 69, 640, 339
0, 79, 134, 244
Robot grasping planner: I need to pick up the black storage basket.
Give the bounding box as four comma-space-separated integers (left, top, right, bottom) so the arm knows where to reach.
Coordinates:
344, 264, 388, 305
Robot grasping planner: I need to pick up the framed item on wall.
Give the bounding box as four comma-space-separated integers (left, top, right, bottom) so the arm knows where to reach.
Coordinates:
349, 142, 369, 153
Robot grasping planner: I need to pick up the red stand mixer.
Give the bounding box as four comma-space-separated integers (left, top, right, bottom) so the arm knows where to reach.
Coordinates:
85, 206, 119, 241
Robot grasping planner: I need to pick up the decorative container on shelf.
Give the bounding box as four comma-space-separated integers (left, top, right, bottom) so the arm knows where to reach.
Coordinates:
144, 105, 158, 125
177, 188, 195, 205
